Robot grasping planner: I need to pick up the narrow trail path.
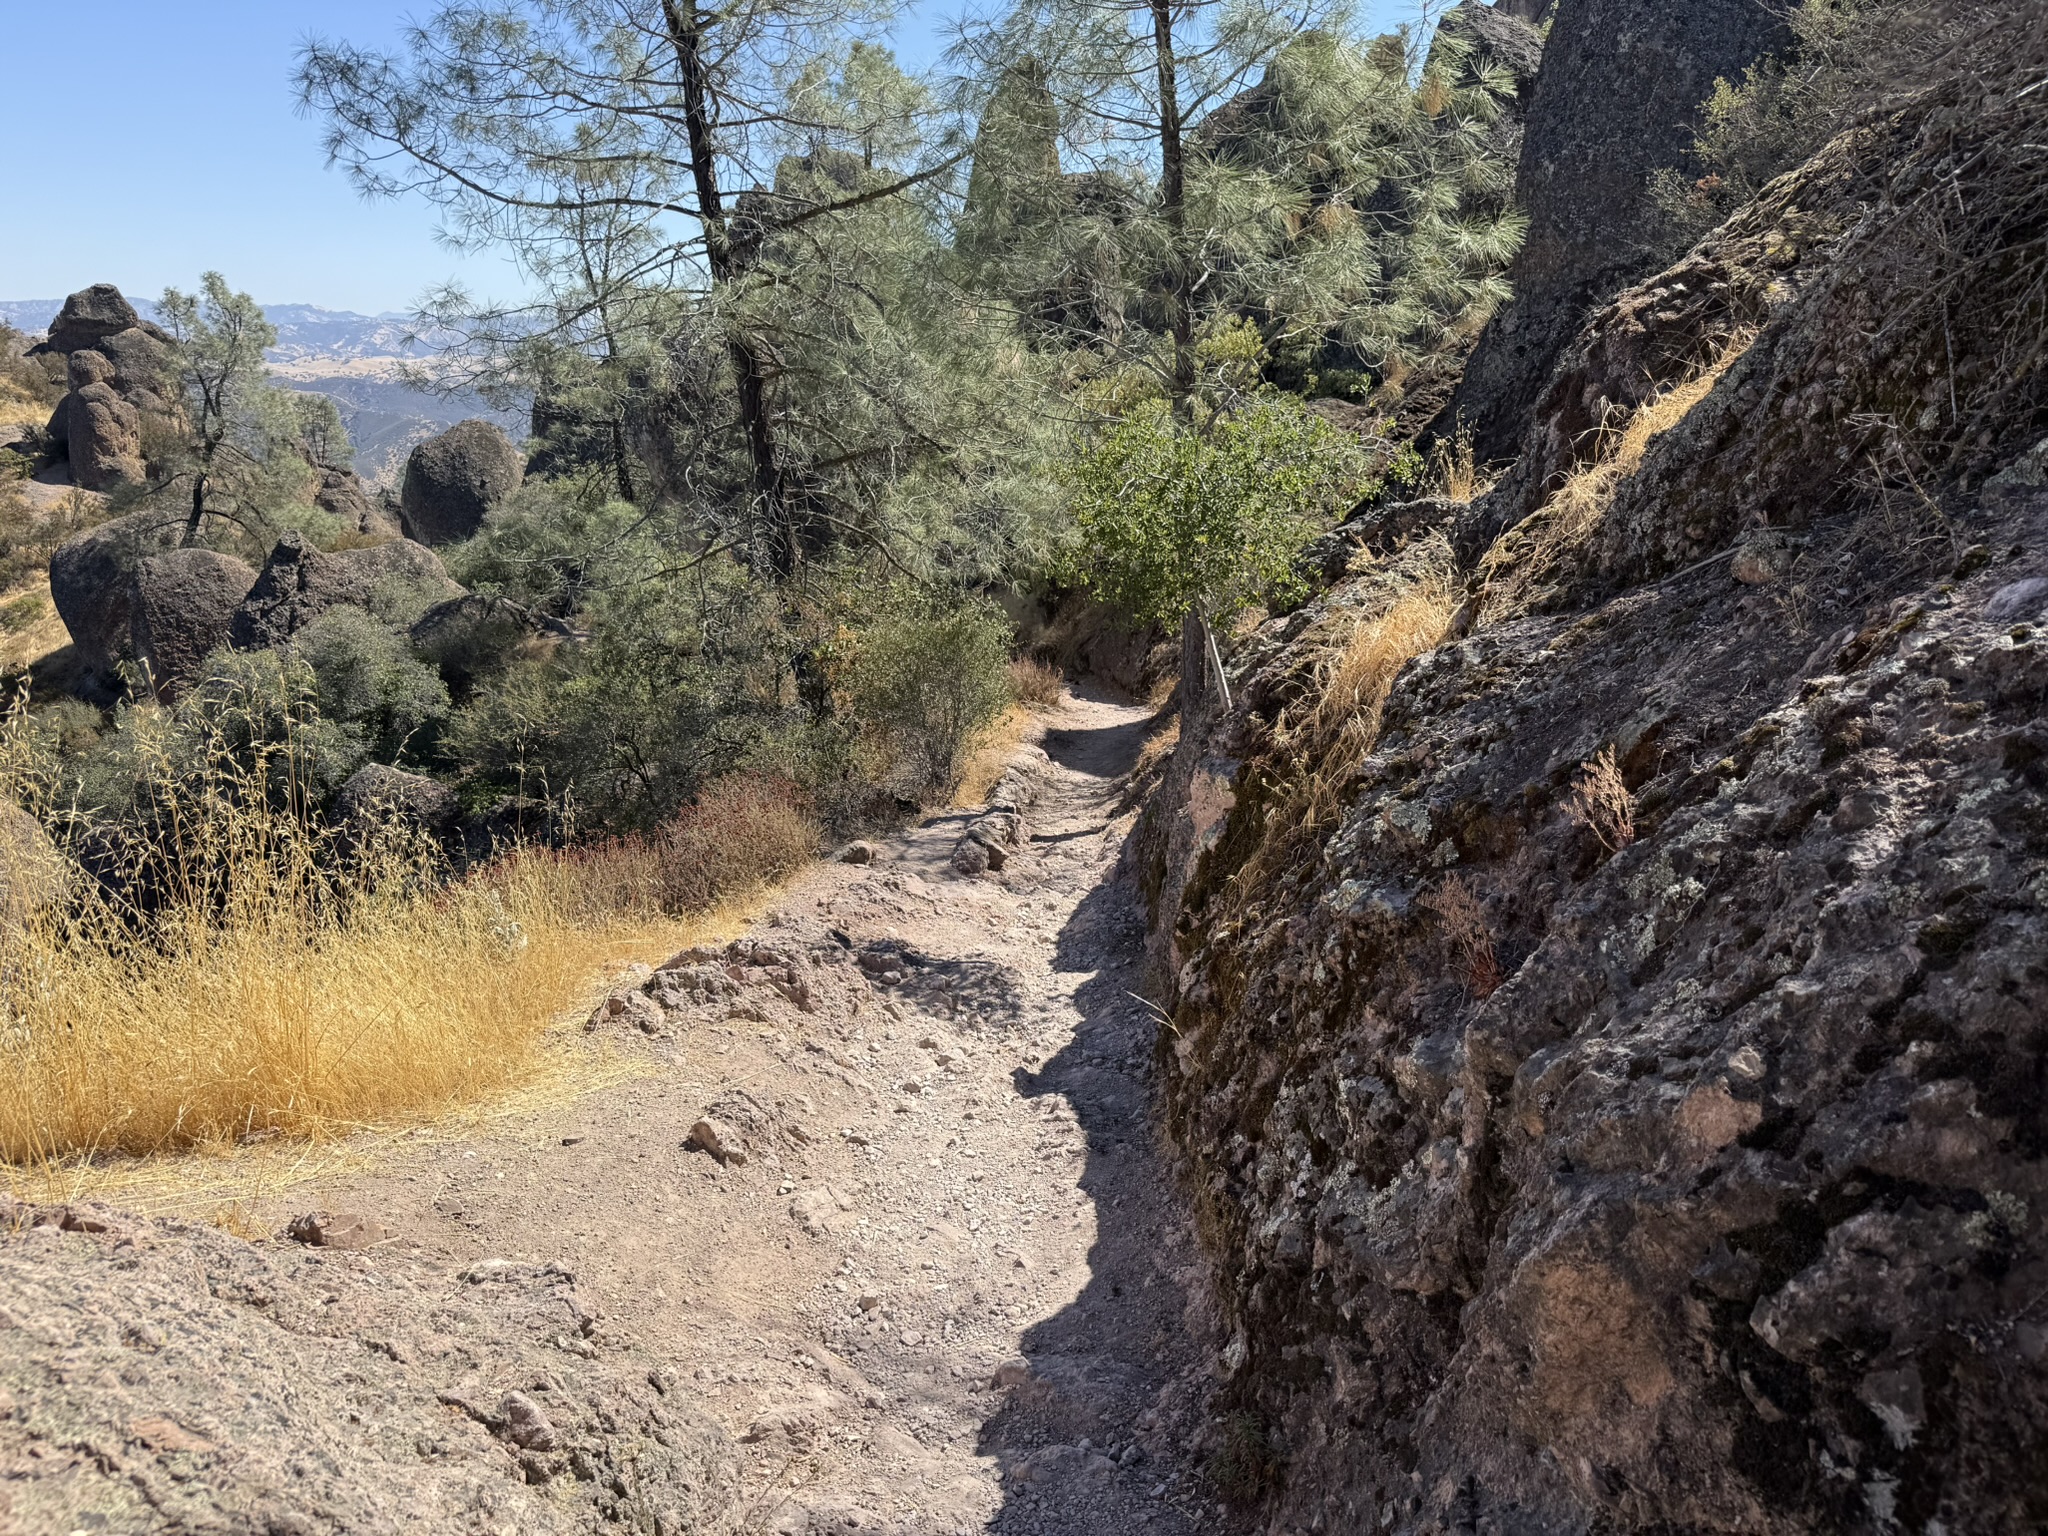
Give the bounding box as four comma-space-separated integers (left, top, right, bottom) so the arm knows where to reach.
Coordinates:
283, 687, 1240, 1535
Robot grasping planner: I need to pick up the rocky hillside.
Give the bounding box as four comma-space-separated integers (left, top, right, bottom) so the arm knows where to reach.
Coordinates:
2, 296, 523, 485
1138, 2, 2048, 1530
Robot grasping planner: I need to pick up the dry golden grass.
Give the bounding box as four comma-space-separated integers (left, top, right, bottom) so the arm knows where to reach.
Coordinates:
0, 836, 759, 1170
1479, 338, 1753, 615
1009, 656, 1066, 709
0, 713, 816, 1170
0, 577, 67, 676
1430, 429, 1487, 503
1565, 744, 1637, 854
953, 704, 1033, 808
1133, 714, 1181, 783
0, 378, 47, 433
1422, 875, 1502, 998
1223, 552, 1460, 904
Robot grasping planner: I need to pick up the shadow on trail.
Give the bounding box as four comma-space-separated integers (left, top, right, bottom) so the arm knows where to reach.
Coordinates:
968, 709, 1226, 1535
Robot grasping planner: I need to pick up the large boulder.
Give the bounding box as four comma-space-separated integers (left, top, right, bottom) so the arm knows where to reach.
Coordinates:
312, 466, 401, 540
129, 548, 258, 701
34, 285, 153, 357
229, 530, 463, 650
1430, 0, 1793, 460
47, 512, 181, 683
399, 420, 523, 546
331, 763, 461, 848
65, 381, 144, 490
96, 326, 172, 413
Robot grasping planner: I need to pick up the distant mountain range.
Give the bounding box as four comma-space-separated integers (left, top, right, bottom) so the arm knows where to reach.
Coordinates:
0, 298, 528, 486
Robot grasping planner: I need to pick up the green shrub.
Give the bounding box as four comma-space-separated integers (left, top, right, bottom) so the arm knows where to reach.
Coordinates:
446, 481, 649, 618
1652, 0, 1916, 240
845, 596, 1014, 799
1064, 395, 1370, 630
0, 593, 44, 633
0, 324, 64, 410
446, 555, 789, 829
290, 605, 452, 766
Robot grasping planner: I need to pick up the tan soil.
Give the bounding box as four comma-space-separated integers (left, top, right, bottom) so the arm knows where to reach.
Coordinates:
1, 687, 1240, 1535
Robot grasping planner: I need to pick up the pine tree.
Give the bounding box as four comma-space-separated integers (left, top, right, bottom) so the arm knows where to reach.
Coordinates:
154, 275, 337, 544
298, 2, 971, 573
950, 4, 1527, 408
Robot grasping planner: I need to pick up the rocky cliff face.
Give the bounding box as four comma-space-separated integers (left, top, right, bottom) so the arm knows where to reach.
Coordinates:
1431, 0, 1793, 462
1139, 10, 2048, 1531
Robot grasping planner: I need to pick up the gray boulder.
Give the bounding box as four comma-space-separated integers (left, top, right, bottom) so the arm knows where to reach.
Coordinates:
48, 512, 181, 682
230, 531, 463, 651
1299, 497, 1465, 583
35, 284, 153, 357
408, 593, 541, 692
1431, 0, 1793, 460
97, 326, 172, 414
65, 350, 115, 391
66, 381, 144, 490
399, 420, 523, 546
313, 466, 398, 538
129, 548, 257, 701
331, 764, 461, 848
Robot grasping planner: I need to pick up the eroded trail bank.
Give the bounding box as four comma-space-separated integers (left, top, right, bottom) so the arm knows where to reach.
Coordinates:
0, 689, 1242, 1536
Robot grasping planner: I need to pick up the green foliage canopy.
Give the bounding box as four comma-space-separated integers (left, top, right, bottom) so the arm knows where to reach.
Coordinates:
1064, 394, 1369, 628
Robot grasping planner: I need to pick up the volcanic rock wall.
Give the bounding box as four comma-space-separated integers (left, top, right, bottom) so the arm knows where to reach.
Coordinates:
1432, 0, 1793, 461
1138, 11, 2048, 1531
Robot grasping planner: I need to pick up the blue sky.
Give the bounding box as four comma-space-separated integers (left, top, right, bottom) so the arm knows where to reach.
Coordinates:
0, 0, 1434, 316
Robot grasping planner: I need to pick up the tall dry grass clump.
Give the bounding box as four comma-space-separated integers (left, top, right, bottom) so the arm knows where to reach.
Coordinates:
518, 774, 819, 923
1565, 744, 1637, 854
1009, 656, 1066, 708
0, 705, 816, 1166
1223, 545, 1460, 905
1479, 339, 1752, 615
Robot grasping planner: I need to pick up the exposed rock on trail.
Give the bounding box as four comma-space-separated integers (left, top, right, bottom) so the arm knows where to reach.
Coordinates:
0, 1200, 740, 1535
0, 690, 1240, 1536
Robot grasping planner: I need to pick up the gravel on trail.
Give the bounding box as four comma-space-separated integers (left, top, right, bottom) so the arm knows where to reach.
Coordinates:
0, 687, 1247, 1536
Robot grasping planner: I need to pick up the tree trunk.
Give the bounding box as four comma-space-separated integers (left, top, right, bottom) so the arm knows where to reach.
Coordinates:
662, 0, 797, 573
1148, 0, 1196, 417
183, 470, 208, 547
609, 414, 637, 504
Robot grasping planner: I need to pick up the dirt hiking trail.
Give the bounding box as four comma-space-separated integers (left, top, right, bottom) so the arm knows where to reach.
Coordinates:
0, 687, 1247, 1536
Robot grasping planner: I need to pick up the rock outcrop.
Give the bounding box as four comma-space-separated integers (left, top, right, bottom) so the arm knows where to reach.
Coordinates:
399, 419, 524, 545
32, 285, 158, 357
314, 462, 399, 539
409, 592, 564, 696
35, 284, 174, 491
229, 529, 463, 650
1139, 16, 2048, 1531
332, 762, 462, 846
129, 548, 258, 700
46, 512, 181, 686
1431, 0, 1792, 461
